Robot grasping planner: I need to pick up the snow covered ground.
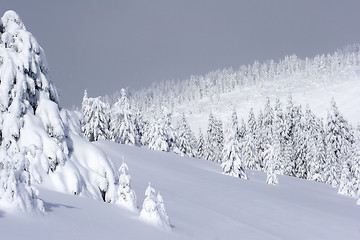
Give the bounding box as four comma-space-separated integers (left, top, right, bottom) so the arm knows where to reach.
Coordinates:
2, 142, 359, 240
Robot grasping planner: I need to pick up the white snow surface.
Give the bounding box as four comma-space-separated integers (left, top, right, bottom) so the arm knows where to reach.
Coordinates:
1, 142, 359, 240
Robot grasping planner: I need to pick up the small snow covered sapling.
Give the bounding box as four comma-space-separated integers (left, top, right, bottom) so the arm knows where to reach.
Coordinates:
115, 158, 137, 212
139, 182, 171, 232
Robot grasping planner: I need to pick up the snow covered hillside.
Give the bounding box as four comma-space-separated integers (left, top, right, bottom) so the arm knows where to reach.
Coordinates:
2, 142, 360, 240
181, 72, 360, 133
1, 9, 360, 240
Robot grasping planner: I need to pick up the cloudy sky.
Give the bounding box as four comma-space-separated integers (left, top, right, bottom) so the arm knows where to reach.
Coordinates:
2, 0, 360, 107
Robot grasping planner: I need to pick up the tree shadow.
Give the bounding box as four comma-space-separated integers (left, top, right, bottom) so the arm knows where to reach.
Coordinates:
44, 202, 78, 213
0, 210, 5, 218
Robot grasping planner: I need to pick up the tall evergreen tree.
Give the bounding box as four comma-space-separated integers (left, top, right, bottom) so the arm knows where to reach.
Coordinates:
134, 110, 149, 146
273, 98, 286, 174
221, 112, 248, 179
324, 99, 354, 187
196, 128, 206, 159
174, 113, 195, 157
0, 11, 74, 211
263, 143, 280, 185
283, 94, 298, 176
163, 111, 176, 150
110, 89, 138, 145
243, 108, 261, 170
205, 113, 223, 162
292, 106, 307, 179
338, 126, 360, 197
255, 109, 266, 169
147, 118, 169, 152
81, 91, 110, 141
0, 10, 119, 208
305, 106, 326, 182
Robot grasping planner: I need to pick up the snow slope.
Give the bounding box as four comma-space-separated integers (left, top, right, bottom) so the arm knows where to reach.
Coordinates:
2, 142, 359, 240
176, 70, 360, 134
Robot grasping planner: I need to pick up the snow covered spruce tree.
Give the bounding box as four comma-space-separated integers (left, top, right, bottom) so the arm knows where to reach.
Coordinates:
196, 128, 206, 159
304, 105, 326, 182
257, 98, 275, 171
338, 125, 360, 197
0, 10, 67, 173
81, 90, 110, 141
292, 105, 308, 179
162, 109, 177, 151
110, 88, 138, 145
324, 99, 354, 187
139, 183, 171, 231
282, 93, 298, 176
115, 159, 137, 211
134, 109, 150, 146
273, 98, 287, 175
221, 110, 248, 179
263, 142, 280, 185
174, 113, 195, 157
204, 113, 224, 162
147, 118, 170, 152
0, 10, 118, 208
0, 10, 67, 211
243, 108, 261, 170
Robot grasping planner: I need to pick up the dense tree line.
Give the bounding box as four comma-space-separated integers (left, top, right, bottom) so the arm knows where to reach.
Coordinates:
82, 88, 360, 202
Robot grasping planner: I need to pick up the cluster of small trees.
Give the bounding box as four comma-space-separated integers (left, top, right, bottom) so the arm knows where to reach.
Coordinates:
116, 160, 172, 231
82, 88, 138, 145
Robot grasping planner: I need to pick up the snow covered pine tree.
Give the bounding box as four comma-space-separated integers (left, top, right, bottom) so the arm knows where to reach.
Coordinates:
81, 90, 110, 141
110, 88, 138, 145
0, 10, 118, 210
0, 10, 66, 211
221, 110, 248, 179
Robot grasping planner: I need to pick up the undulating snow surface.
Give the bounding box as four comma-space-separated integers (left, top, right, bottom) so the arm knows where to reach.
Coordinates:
2, 142, 359, 240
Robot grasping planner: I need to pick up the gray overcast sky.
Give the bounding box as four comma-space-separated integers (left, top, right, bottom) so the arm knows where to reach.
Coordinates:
1, 0, 360, 107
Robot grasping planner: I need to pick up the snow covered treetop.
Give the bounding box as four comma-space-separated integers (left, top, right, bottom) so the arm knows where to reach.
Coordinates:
145, 182, 156, 197
1, 10, 26, 33
0, 10, 58, 106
